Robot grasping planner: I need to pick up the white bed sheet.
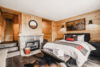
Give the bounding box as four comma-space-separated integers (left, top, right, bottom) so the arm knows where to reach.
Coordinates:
43, 40, 96, 67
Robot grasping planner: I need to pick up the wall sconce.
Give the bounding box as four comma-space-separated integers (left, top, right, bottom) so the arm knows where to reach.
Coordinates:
87, 20, 98, 30
60, 25, 66, 32
61, 25, 64, 28
89, 20, 93, 24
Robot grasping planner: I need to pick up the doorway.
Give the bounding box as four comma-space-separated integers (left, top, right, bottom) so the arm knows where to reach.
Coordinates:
0, 7, 21, 43
4, 19, 14, 41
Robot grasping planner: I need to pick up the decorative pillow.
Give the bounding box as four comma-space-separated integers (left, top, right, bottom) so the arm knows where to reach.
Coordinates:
66, 35, 78, 41
77, 35, 85, 41
72, 35, 78, 41
66, 38, 74, 41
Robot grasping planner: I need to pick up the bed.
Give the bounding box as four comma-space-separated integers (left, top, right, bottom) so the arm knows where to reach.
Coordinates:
42, 33, 96, 67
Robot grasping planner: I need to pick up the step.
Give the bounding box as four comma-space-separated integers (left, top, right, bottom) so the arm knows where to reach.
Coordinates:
7, 47, 19, 52
7, 51, 20, 58
0, 43, 17, 48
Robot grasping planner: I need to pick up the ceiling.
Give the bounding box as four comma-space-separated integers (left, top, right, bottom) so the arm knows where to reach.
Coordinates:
0, 0, 100, 21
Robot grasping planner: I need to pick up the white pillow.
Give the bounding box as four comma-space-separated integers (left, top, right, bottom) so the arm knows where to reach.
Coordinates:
77, 35, 85, 41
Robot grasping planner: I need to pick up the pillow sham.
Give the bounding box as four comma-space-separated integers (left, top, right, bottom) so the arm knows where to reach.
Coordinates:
66, 35, 77, 41
66, 38, 74, 41
65, 35, 85, 41
77, 35, 85, 41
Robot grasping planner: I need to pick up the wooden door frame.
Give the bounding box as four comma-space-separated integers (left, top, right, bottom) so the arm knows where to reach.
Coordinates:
0, 6, 21, 42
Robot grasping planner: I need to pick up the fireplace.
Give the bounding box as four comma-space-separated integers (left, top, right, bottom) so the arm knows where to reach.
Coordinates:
19, 35, 43, 56
26, 40, 40, 51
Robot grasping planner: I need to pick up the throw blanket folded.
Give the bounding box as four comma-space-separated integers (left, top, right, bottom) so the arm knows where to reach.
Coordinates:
53, 41, 88, 56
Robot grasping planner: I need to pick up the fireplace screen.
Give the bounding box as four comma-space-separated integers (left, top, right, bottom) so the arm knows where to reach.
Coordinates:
25, 40, 40, 51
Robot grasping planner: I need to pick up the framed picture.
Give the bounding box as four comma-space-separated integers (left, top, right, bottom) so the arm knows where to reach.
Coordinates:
66, 18, 85, 31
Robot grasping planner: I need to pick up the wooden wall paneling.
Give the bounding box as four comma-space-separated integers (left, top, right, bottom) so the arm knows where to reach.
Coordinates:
2, 12, 15, 19
42, 19, 52, 41
0, 6, 20, 15
51, 21, 54, 41
13, 15, 20, 41
0, 11, 6, 42
0, 8, 2, 41
0, 7, 1, 38
13, 24, 19, 41
54, 10, 100, 41
0, 6, 21, 42
51, 22, 58, 41
18, 13, 21, 34
20, 13, 43, 36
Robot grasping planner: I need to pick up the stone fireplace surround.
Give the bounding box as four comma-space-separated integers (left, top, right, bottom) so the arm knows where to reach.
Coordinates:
19, 35, 43, 56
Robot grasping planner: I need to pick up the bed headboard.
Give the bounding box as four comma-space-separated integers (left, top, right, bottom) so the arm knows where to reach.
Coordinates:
64, 33, 90, 42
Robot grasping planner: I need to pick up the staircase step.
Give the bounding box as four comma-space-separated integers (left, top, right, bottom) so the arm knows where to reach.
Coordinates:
7, 51, 20, 58
7, 47, 19, 52
0, 43, 17, 48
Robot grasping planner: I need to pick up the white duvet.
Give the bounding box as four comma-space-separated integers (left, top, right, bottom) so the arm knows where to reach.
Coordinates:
43, 40, 96, 67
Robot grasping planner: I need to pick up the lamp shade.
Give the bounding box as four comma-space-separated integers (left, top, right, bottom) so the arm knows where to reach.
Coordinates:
61, 25, 64, 28
89, 20, 92, 24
